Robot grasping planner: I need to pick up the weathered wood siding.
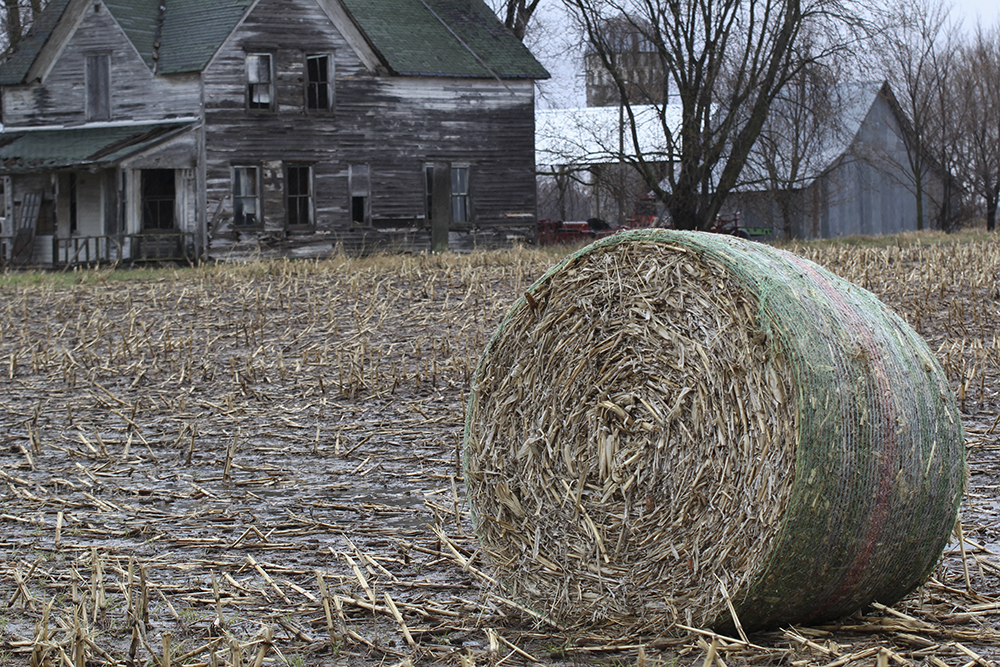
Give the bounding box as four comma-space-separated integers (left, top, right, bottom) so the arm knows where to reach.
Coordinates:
2, 3, 200, 127
203, 0, 538, 255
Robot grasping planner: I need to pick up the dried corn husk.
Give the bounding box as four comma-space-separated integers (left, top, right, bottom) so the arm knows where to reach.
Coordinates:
463, 229, 965, 633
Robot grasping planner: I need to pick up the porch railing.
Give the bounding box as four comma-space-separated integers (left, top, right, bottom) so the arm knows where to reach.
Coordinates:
52, 232, 195, 267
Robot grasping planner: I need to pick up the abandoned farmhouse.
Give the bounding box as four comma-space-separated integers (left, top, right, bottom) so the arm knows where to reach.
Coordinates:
0, 0, 548, 266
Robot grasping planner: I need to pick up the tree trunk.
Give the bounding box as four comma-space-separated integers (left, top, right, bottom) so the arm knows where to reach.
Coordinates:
5, 0, 23, 54
987, 188, 998, 232
914, 175, 924, 231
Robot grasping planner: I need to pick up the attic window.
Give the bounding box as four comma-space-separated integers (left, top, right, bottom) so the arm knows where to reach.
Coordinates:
246, 53, 273, 110
306, 54, 333, 111
86, 54, 111, 121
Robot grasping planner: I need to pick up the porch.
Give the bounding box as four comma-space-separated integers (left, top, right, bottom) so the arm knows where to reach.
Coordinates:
1, 231, 195, 268
0, 121, 201, 268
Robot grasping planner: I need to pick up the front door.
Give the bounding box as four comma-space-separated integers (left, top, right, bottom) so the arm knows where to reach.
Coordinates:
141, 169, 176, 232
139, 169, 178, 259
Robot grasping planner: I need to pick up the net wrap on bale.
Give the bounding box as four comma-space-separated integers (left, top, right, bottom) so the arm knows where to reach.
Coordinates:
463, 229, 965, 633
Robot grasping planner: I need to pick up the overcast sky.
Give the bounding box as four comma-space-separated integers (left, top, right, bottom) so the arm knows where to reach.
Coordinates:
529, 1, 1000, 110
953, 0, 1000, 28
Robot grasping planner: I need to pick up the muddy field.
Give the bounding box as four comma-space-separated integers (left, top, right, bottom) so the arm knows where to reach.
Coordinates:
0, 236, 998, 667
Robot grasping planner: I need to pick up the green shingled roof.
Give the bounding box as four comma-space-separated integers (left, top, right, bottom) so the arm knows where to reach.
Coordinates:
103, 0, 161, 70
341, 0, 548, 78
155, 0, 253, 74
0, 0, 73, 85
0, 0, 546, 85
0, 123, 195, 172
103, 0, 252, 74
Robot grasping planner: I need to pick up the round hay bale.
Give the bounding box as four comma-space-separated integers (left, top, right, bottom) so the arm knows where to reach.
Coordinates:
463, 229, 965, 633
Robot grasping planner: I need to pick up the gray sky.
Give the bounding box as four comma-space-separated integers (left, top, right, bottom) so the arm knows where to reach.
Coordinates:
529, 1, 1000, 110
953, 0, 1000, 28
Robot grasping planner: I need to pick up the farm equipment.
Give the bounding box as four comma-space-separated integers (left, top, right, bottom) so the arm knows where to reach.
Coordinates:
537, 218, 616, 245
537, 204, 771, 246
709, 212, 772, 240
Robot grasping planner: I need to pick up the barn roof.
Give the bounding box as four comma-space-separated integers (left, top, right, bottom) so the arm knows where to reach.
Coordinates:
0, 0, 546, 84
736, 81, 887, 191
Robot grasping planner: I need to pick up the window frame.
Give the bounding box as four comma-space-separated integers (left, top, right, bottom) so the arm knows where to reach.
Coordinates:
232, 165, 262, 228
450, 165, 470, 223
285, 163, 315, 230
349, 164, 371, 226
304, 53, 334, 112
141, 169, 177, 231
245, 53, 275, 112
85, 52, 111, 121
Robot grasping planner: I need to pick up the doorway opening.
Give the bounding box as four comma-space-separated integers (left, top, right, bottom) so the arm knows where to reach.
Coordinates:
141, 169, 175, 231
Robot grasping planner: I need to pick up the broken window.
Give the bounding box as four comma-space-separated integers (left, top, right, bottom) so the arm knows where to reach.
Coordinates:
451, 166, 470, 223
86, 54, 111, 121
233, 166, 260, 227
306, 54, 333, 111
286, 165, 313, 228
246, 53, 273, 110
349, 164, 370, 225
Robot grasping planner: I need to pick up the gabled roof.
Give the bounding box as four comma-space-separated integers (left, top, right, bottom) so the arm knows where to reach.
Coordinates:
102, 0, 161, 71
0, 122, 196, 172
155, 0, 254, 74
0, 0, 546, 84
340, 0, 548, 78
95, 0, 253, 74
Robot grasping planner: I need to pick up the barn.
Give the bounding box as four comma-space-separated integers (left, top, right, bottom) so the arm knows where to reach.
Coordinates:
728, 81, 953, 239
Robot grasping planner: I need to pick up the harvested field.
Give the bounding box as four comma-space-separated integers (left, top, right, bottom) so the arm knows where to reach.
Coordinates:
0, 234, 998, 666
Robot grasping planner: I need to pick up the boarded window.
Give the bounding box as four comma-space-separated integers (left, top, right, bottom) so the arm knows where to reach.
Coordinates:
349, 164, 370, 225
286, 165, 313, 227
246, 54, 273, 110
306, 54, 333, 111
233, 166, 260, 227
86, 54, 111, 121
451, 166, 470, 223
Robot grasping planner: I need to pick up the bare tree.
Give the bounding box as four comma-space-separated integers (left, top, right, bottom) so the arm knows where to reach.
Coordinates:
562, 0, 876, 231
957, 23, 1000, 231
1, 0, 45, 58
483, 0, 543, 41
878, 0, 960, 231
742, 52, 847, 238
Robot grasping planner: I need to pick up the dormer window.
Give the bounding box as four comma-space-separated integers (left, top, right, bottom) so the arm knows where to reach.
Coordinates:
86, 54, 111, 121
305, 54, 333, 111
246, 53, 273, 110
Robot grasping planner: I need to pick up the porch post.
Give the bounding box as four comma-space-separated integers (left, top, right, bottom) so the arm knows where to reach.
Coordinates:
430, 162, 450, 253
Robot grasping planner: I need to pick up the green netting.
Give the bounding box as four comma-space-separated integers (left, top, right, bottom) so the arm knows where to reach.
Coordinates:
463, 229, 965, 633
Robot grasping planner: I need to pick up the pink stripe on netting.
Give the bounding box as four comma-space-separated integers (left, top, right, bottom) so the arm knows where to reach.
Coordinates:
786, 256, 899, 620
